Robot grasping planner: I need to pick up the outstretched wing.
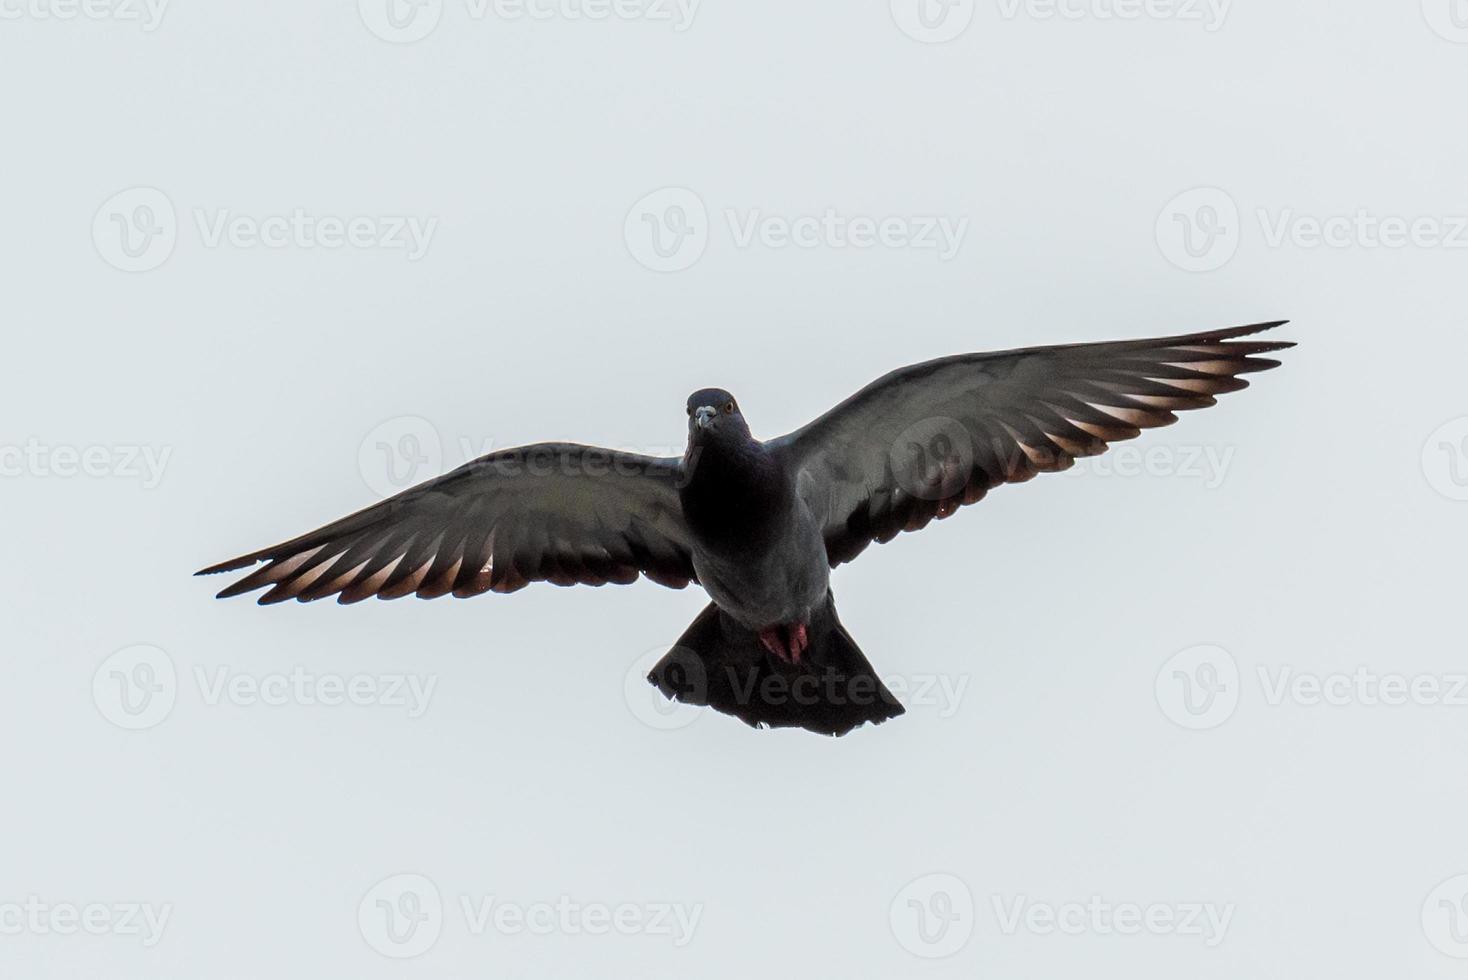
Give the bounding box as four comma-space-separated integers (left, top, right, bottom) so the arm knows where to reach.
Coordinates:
197, 443, 696, 604
772, 321, 1293, 568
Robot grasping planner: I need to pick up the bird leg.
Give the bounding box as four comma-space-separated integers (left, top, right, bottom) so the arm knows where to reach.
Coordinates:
758, 623, 810, 666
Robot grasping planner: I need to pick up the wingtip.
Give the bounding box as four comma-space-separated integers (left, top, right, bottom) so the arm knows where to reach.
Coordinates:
195, 556, 256, 577
1221, 319, 1291, 339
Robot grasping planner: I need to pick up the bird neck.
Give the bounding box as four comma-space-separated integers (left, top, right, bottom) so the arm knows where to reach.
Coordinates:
679, 438, 788, 547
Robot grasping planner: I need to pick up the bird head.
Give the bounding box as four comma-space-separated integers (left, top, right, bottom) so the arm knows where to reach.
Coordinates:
685, 388, 750, 444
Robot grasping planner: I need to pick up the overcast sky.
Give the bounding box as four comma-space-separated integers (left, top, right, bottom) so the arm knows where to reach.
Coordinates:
3, 1, 1467, 977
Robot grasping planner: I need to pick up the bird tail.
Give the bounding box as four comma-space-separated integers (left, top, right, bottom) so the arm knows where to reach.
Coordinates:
646, 592, 905, 737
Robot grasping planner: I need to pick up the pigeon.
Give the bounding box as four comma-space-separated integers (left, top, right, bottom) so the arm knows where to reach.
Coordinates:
198, 320, 1293, 736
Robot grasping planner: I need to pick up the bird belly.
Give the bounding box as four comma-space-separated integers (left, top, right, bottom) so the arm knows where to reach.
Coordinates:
691, 523, 829, 631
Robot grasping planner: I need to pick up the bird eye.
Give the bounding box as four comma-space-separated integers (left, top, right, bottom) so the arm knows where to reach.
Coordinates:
724, 402, 735, 414
687, 406, 693, 416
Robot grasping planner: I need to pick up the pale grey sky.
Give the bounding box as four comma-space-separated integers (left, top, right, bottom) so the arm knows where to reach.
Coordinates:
3, 1, 1467, 976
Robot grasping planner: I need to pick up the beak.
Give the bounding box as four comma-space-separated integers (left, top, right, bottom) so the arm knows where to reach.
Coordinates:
694, 406, 717, 429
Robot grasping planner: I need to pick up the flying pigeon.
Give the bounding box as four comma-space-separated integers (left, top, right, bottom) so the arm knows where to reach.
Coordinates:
198, 320, 1293, 736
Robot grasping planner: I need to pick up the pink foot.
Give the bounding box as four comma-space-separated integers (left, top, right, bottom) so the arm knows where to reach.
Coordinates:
758, 623, 810, 666
758, 627, 789, 663
789, 623, 809, 663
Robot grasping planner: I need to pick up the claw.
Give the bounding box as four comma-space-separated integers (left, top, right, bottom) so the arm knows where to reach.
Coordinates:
758, 627, 791, 664
789, 623, 808, 664
758, 623, 810, 666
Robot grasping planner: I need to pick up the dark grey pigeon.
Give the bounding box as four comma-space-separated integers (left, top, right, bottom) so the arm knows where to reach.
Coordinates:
198, 321, 1293, 736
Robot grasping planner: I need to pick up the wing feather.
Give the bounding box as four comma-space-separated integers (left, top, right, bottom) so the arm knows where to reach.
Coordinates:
773, 321, 1293, 568
198, 444, 696, 603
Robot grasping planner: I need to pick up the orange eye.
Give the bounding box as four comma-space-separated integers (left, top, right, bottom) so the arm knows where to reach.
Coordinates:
724, 402, 735, 414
